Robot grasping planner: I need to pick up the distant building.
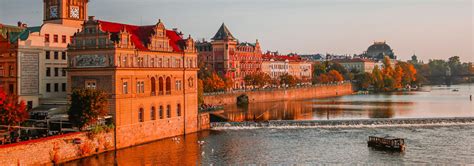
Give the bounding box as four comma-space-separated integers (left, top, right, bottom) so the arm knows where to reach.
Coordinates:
262, 52, 312, 83
332, 58, 377, 73
0, 0, 87, 109
67, 16, 199, 147
300, 54, 324, 62
196, 23, 262, 89
363, 41, 396, 60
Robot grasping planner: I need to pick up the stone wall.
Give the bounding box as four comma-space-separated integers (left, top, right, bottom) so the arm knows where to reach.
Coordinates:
203, 83, 353, 106
0, 132, 114, 165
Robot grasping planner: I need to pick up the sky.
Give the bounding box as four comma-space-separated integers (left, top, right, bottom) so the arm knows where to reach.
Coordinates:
0, 0, 472, 62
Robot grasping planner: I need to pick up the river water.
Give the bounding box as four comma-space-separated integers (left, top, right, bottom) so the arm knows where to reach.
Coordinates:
65, 84, 474, 165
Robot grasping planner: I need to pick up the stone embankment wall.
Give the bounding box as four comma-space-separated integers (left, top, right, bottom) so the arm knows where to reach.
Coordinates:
0, 132, 113, 165
203, 83, 353, 105
211, 117, 474, 129
0, 113, 211, 165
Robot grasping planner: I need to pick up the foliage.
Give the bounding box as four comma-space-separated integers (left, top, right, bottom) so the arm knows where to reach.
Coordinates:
316, 70, 344, 84
411, 56, 471, 84
354, 72, 373, 90
244, 72, 271, 88
279, 73, 297, 87
197, 79, 204, 104
236, 94, 249, 106
0, 88, 28, 128
68, 88, 109, 130
203, 72, 225, 92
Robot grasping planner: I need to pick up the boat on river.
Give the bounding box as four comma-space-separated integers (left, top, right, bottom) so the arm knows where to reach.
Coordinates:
368, 136, 406, 152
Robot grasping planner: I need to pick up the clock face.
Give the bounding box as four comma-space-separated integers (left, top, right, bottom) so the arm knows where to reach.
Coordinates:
70, 6, 80, 19
50, 6, 58, 18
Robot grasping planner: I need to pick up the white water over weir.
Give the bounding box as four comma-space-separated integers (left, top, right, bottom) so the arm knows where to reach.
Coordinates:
211, 117, 474, 129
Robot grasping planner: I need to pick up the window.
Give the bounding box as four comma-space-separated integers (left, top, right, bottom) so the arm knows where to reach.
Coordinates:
46, 51, 51, 59
54, 83, 59, 92
158, 77, 164, 95
85, 80, 97, 89
54, 68, 59, 77
159, 106, 163, 119
0, 65, 3, 77
175, 80, 181, 91
53, 34, 58, 43
45, 34, 50, 42
61, 52, 66, 60
62, 83, 66, 92
138, 108, 144, 122
122, 81, 128, 94
54, 52, 59, 59
177, 104, 181, 116
46, 67, 51, 77
151, 77, 156, 96
62, 68, 66, 77
166, 105, 171, 118
61, 35, 66, 43
46, 83, 51, 92
165, 77, 171, 95
8, 65, 13, 77
151, 107, 156, 120
8, 84, 14, 94
136, 81, 145, 93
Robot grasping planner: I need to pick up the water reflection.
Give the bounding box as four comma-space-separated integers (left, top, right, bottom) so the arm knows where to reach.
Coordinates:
216, 84, 473, 121
63, 131, 212, 166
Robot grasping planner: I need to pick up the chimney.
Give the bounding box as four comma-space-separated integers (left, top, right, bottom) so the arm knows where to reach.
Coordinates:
88, 16, 95, 21
17, 21, 22, 27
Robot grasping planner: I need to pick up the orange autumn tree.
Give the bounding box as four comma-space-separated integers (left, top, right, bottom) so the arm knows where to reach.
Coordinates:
203, 72, 225, 92
0, 88, 28, 130
327, 70, 344, 82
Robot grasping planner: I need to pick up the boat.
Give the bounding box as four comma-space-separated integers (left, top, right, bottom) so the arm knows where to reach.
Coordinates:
368, 136, 406, 152
452, 89, 459, 92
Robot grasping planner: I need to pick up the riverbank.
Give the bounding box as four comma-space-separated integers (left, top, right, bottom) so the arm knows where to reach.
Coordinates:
210, 117, 474, 129
203, 83, 353, 106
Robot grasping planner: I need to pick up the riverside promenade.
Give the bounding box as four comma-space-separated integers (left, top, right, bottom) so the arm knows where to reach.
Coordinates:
210, 117, 474, 129
203, 82, 353, 105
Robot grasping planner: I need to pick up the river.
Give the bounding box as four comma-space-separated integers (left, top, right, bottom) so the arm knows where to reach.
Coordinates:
64, 84, 474, 165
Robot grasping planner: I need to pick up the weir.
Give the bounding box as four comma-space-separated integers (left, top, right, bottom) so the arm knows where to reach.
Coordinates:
211, 117, 474, 129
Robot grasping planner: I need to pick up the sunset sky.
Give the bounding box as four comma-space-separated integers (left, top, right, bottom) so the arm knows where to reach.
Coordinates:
1, 0, 472, 62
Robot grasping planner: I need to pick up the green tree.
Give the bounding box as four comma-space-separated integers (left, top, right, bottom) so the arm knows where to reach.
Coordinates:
68, 88, 109, 130
354, 72, 373, 90
372, 66, 384, 92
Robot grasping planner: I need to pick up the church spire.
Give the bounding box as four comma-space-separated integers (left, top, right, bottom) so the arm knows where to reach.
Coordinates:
212, 23, 236, 41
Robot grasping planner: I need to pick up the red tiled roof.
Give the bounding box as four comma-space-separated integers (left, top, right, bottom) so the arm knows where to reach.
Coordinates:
262, 54, 302, 61
97, 20, 183, 52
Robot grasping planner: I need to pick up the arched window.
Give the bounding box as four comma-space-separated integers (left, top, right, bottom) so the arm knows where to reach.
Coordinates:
151, 77, 156, 96
165, 77, 171, 95
159, 105, 163, 119
138, 108, 144, 122
158, 77, 164, 95
177, 104, 181, 116
151, 106, 156, 120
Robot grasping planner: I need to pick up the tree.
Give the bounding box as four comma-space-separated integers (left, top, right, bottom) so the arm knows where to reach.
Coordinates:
197, 79, 204, 105
354, 72, 373, 90
280, 73, 297, 87
372, 66, 384, 92
0, 88, 28, 130
244, 72, 271, 88
327, 70, 344, 82
203, 72, 225, 92
68, 88, 109, 130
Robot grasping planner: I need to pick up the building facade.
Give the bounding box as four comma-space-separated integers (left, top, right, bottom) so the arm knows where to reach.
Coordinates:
67, 17, 199, 147
261, 52, 312, 83
196, 23, 262, 89
0, 24, 25, 96
332, 58, 377, 73
0, 0, 87, 108
363, 41, 396, 60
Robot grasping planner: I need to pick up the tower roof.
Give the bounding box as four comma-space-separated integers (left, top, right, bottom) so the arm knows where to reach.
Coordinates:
212, 23, 235, 41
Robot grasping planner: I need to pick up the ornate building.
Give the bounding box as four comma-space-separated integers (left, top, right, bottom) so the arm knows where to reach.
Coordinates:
363, 41, 396, 60
67, 16, 199, 147
0, 0, 87, 109
261, 52, 312, 83
196, 23, 262, 89
0, 24, 25, 96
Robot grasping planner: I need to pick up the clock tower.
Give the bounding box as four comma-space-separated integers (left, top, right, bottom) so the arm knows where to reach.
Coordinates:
43, 0, 88, 28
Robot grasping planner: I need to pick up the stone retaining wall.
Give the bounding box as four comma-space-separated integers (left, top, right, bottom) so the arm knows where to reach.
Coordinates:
203, 83, 353, 106
0, 132, 114, 165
